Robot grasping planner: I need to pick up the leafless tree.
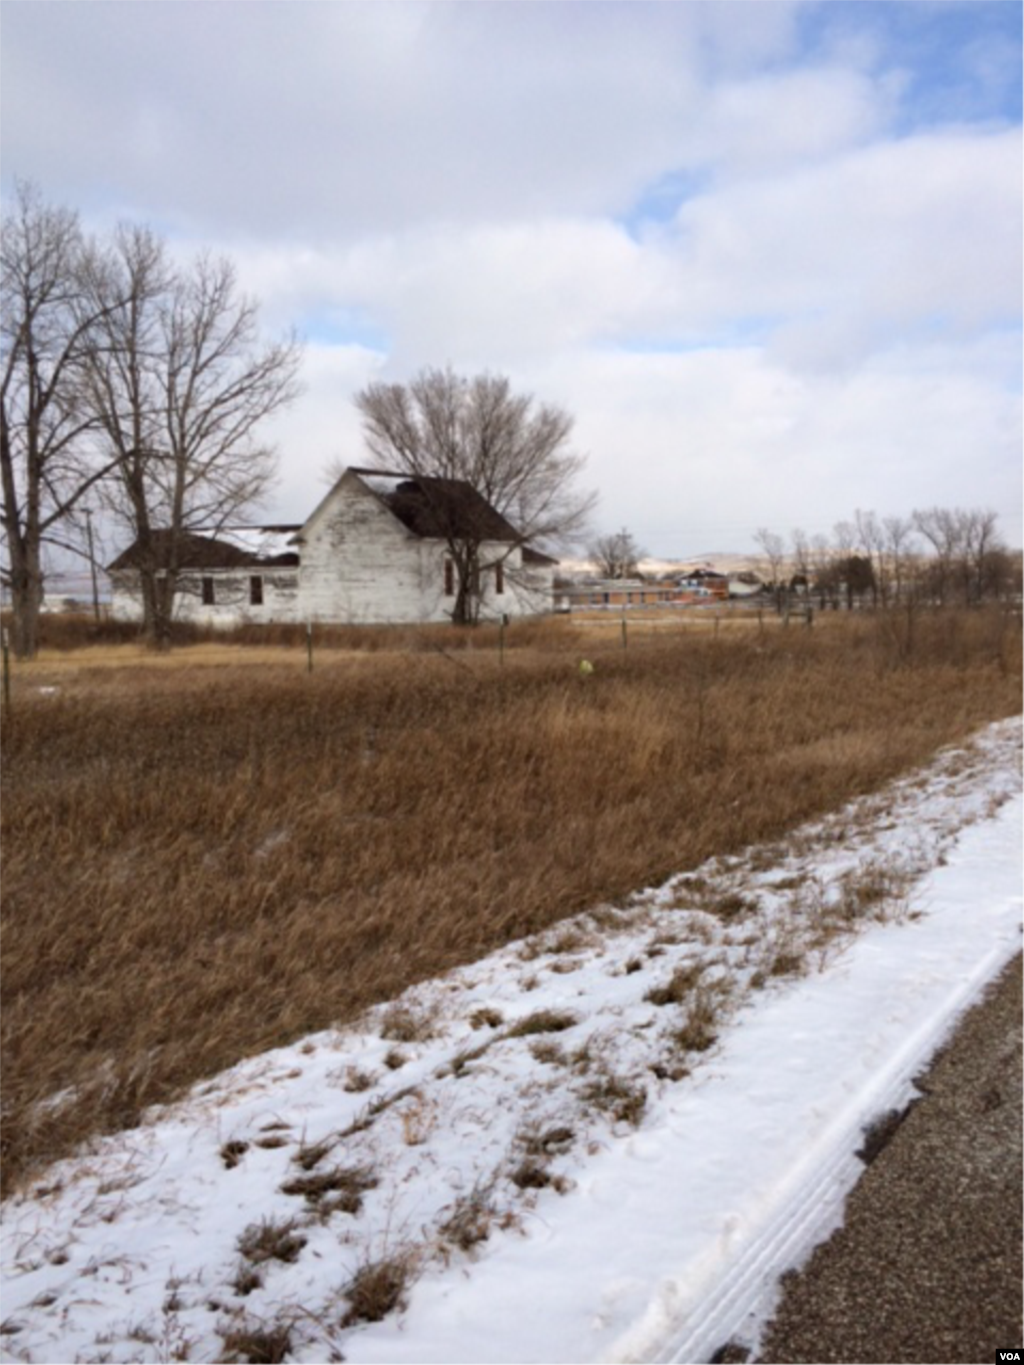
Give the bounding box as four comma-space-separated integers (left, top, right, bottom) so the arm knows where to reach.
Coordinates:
958, 508, 1004, 606
0, 182, 119, 656
790, 528, 813, 592
854, 509, 886, 606
588, 527, 645, 580
912, 506, 964, 607
754, 527, 787, 610
807, 533, 836, 608
84, 228, 301, 644
881, 514, 917, 604
355, 366, 595, 624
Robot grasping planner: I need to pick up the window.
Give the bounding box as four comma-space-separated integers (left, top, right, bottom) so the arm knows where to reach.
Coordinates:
444, 559, 455, 596
201, 576, 215, 606
495, 560, 505, 595
249, 575, 263, 606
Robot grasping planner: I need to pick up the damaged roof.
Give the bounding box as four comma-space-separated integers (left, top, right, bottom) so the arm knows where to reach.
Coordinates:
352, 468, 522, 543
108, 527, 301, 572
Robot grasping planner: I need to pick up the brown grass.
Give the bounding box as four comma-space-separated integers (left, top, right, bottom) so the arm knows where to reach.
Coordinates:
2, 608, 1020, 1194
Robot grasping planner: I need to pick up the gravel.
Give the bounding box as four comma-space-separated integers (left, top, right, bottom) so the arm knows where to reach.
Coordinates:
755, 950, 1023, 1365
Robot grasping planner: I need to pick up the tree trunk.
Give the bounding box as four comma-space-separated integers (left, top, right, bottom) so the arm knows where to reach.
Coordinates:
8, 552, 43, 659
138, 568, 176, 649
3, 518, 43, 657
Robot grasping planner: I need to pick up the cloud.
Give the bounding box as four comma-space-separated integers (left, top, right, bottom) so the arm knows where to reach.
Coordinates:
0, 3, 835, 244
540, 341, 1022, 552
1, 0, 1020, 555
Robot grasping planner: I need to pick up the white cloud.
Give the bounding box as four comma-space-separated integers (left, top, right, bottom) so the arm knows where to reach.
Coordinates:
1, 1, 1020, 554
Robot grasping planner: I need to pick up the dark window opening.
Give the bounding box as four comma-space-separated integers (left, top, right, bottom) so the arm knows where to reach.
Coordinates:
444, 559, 455, 596
201, 576, 215, 606
250, 575, 263, 606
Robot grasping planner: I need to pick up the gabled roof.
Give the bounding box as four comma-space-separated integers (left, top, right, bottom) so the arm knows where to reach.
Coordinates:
108, 527, 301, 572
350, 468, 521, 543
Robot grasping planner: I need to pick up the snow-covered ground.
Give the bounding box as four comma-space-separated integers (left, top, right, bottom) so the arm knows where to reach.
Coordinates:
2, 719, 1021, 1365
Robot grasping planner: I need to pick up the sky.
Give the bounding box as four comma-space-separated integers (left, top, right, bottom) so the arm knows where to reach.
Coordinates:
2, 718, 1020, 1363
2, 1, 1021, 557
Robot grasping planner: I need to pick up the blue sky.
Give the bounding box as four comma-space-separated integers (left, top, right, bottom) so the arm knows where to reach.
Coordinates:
2, 1, 1020, 556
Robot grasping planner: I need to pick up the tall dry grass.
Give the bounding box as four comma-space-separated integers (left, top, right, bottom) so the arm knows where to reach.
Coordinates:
2, 608, 1020, 1193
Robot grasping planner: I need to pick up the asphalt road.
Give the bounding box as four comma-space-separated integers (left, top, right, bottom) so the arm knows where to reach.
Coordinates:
749, 950, 1023, 1365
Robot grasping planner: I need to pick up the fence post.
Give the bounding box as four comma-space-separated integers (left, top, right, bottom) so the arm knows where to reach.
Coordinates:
306, 620, 313, 674
499, 614, 506, 665
2, 628, 9, 713
621, 611, 627, 649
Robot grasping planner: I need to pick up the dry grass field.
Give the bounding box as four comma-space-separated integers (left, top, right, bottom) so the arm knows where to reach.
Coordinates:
2, 607, 1020, 1195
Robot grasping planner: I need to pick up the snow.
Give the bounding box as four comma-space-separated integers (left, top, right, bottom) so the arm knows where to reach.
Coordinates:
2, 719, 1021, 1365
217, 526, 300, 560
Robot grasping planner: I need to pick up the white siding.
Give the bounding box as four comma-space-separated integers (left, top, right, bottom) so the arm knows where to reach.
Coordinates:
296, 473, 439, 623
109, 569, 300, 626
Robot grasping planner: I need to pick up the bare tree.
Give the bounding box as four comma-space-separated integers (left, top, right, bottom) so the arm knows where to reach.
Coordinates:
355, 366, 594, 624
0, 182, 118, 656
882, 514, 917, 605
754, 527, 786, 611
84, 228, 301, 644
912, 506, 963, 607
790, 528, 813, 593
808, 533, 837, 609
588, 527, 645, 579
853, 509, 886, 606
958, 508, 1003, 606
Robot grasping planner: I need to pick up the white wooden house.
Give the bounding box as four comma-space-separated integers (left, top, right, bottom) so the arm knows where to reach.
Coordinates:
108, 467, 558, 626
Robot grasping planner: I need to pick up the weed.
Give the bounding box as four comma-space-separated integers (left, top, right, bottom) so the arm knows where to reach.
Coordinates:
379, 1005, 434, 1044
220, 1140, 250, 1170
342, 1067, 375, 1093
708, 891, 756, 921
835, 861, 912, 923
510, 1159, 555, 1190
468, 1006, 503, 1030
292, 1136, 335, 1171
769, 952, 804, 979
645, 962, 705, 1007
383, 1048, 407, 1071
236, 1217, 307, 1266
398, 1094, 435, 1145
220, 1321, 293, 1364
438, 1181, 498, 1253
445, 1041, 492, 1078
581, 1072, 647, 1126
280, 1164, 377, 1214
505, 1009, 578, 1038
546, 927, 591, 954
341, 1252, 415, 1326
549, 958, 582, 974
518, 1125, 575, 1157
529, 1039, 567, 1066
670, 990, 722, 1054
231, 1264, 263, 1296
